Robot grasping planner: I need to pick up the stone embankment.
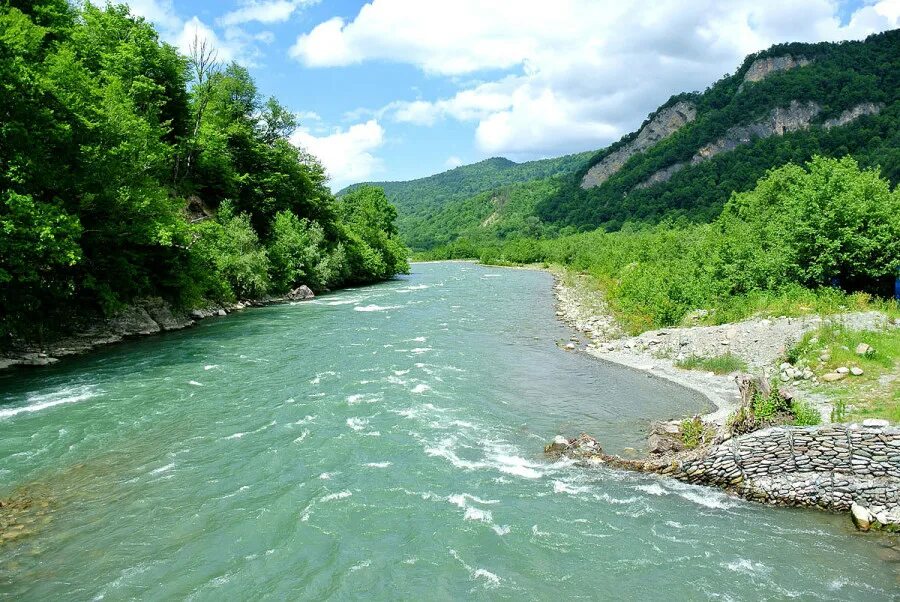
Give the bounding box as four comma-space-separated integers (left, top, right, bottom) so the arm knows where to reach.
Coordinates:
548, 421, 900, 531
0, 285, 315, 370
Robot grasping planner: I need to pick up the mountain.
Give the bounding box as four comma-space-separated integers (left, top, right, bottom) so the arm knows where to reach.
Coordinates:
338, 152, 594, 249
356, 30, 899, 251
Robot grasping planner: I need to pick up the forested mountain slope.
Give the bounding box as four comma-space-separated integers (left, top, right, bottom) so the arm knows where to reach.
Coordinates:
339, 152, 593, 249
376, 30, 899, 251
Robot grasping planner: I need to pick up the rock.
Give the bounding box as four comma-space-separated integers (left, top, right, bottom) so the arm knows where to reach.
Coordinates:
648, 433, 685, 455
109, 306, 160, 336
190, 309, 205, 320
544, 436, 571, 455
855, 343, 873, 356
851, 502, 873, 531
850, 367, 864, 376
819, 353, 831, 362
216, 309, 226, 317
287, 285, 315, 301
565, 342, 576, 350
821, 372, 846, 382
141, 298, 192, 330
863, 419, 889, 428
779, 362, 792, 371
836, 366, 850, 374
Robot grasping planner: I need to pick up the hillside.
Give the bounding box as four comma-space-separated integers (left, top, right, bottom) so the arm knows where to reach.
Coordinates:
376, 30, 899, 250
339, 152, 593, 249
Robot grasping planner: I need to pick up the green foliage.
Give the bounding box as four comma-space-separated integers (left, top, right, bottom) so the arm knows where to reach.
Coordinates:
268, 211, 328, 292
191, 202, 270, 300
675, 354, 748, 374
537, 30, 900, 230
0, 1, 406, 343
339, 186, 410, 282
424, 156, 900, 334
791, 400, 822, 426
342, 154, 593, 250
679, 416, 709, 449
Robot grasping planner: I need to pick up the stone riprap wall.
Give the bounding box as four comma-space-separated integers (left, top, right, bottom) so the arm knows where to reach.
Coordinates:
655, 423, 900, 522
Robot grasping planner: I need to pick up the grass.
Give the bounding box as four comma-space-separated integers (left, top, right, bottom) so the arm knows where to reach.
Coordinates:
675, 353, 748, 374
786, 324, 900, 423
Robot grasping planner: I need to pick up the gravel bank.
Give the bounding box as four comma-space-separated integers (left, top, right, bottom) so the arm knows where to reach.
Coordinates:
552, 270, 892, 425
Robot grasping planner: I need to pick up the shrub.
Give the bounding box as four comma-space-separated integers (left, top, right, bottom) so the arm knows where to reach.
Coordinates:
190, 201, 270, 300
791, 400, 822, 426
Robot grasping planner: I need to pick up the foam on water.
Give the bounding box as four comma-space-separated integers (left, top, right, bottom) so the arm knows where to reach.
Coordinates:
0, 385, 99, 420
411, 384, 430, 394
321, 491, 352, 502
354, 304, 401, 312
346, 417, 369, 431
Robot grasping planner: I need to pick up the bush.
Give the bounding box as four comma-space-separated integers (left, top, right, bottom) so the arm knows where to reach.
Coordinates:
190, 202, 270, 300
791, 400, 822, 426
268, 210, 329, 292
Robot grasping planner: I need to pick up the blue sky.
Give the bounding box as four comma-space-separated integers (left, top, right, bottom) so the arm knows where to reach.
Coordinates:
110, 0, 899, 190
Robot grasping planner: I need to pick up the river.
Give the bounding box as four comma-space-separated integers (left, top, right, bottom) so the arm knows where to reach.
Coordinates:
0, 262, 896, 599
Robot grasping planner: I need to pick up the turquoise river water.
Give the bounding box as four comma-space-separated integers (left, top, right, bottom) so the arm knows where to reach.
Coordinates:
1, 262, 897, 599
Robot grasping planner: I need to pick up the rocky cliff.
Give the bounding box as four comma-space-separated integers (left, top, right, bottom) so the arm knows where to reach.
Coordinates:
739, 54, 811, 89
580, 101, 697, 189
635, 101, 882, 190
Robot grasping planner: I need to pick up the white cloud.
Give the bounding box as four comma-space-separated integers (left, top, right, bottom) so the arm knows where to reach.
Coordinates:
290, 120, 386, 190
293, 0, 900, 158
220, 0, 319, 27
176, 17, 235, 63
444, 156, 464, 169
114, 0, 181, 31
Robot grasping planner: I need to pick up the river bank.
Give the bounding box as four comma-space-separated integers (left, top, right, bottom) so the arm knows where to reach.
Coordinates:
550, 265, 900, 533
551, 267, 894, 424
0, 286, 316, 371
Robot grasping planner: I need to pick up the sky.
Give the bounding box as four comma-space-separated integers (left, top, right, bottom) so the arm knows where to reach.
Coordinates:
104, 0, 900, 190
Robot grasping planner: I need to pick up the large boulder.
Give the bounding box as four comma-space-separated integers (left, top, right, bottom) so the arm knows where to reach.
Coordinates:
851, 502, 873, 531
287, 285, 315, 301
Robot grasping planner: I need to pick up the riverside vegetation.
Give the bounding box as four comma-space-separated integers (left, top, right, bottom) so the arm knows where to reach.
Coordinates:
0, 1, 408, 348
351, 32, 900, 422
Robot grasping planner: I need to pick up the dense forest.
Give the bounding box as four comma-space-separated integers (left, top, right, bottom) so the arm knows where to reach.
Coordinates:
0, 1, 407, 343
389, 30, 899, 250
427, 157, 900, 333
340, 152, 593, 249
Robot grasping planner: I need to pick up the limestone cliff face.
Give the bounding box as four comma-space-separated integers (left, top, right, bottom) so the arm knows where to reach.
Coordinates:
823, 102, 883, 128
634, 101, 882, 190
694, 100, 821, 162
740, 55, 811, 88
580, 101, 696, 189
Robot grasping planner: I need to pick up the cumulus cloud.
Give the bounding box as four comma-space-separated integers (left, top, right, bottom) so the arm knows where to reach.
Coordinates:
290, 120, 386, 190
292, 0, 900, 158
444, 156, 464, 169
176, 17, 236, 62
219, 0, 320, 27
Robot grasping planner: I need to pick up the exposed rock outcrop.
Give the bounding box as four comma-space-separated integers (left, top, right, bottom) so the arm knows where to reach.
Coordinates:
694, 100, 821, 162
823, 102, 884, 128
739, 55, 811, 89
634, 101, 882, 190
580, 101, 697, 189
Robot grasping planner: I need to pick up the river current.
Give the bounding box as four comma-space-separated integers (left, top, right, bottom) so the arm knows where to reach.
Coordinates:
0, 262, 897, 599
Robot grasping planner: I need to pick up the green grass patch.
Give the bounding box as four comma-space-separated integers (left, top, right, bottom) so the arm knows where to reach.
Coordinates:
787, 324, 900, 423
675, 353, 748, 374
